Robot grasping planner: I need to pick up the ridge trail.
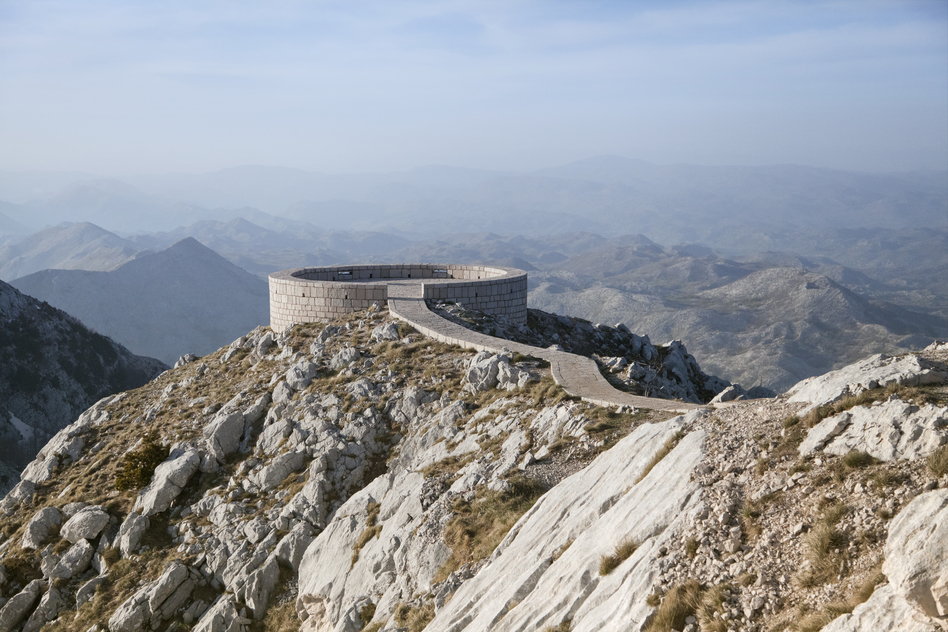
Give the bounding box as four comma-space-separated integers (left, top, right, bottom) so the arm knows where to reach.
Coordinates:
386, 281, 702, 413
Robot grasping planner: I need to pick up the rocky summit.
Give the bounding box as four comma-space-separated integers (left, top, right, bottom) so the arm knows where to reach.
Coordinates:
0, 303, 944, 632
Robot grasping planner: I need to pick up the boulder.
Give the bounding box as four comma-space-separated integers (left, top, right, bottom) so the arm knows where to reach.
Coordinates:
884, 489, 948, 621
20, 507, 62, 550
329, 347, 361, 371
134, 448, 202, 516
204, 411, 246, 462
371, 323, 400, 341
274, 522, 316, 572
46, 539, 94, 579
465, 351, 503, 391
286, 361, 318, 391
117, 512, 151, 556
272, 381, 294, 404
108, 560, 198, 632
0, 579, 45, 632
250, 450, 305, 492
710, 384, 746, 404
60, 506, 109, 543
76, 576, 107, 608
822, 583, 935, 632
21, 587, 64, 632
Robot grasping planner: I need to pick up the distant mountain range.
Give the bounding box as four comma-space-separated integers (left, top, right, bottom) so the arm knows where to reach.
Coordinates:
0, 222, 143, 281
0, 157, 943, 392
11, 238, 270, 365
0, 278, 165, 485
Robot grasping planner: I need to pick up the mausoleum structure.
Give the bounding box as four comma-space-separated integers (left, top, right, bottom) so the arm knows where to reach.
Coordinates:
268, 263, 528, 332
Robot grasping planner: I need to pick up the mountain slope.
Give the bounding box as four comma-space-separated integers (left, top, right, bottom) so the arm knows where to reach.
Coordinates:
0, 279, 165, 478
0, 311, 943, 631
10, 238, 269, 364
0, 222, 142, 281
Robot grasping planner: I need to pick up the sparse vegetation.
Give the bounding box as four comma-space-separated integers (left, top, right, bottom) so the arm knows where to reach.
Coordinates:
796, 503, 850, 587
598, 537, 639, 575
436, 474, 545, 582
540, 619, 572, 632
394, 601, 435, 632
792, 566, 885, 632
351, 502, 382, 566
635, 430, 686, 484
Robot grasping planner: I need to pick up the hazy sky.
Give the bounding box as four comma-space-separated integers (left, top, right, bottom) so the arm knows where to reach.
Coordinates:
1, 0, 946, 175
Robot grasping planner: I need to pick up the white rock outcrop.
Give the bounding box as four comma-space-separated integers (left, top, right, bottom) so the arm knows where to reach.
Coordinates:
426, 413, 705, 632
799, 400, 947, 461
885, 489, 948, 622
204, 412, 246, 462
788, 354, 945, 410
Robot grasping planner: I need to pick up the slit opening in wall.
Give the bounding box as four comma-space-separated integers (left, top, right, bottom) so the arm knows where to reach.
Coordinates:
345, 294, 348, 300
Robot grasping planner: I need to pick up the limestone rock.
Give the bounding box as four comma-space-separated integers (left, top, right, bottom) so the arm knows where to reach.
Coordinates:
425, 413, 705, 632
117, 512, 150, 556
108, 560, 198, 632
20, 506, 62, 550
22, 586, 64, 632
134, 448, 201, 516
329, 347, 361, 371
884, 489, 948, 621
76, 576, 107, 608
46, 539, 94, 579
465, 351, 503, 391
286, 360, 318, 391
250, 450, 305, 492
371, 323, 400, 341
710, 384, 746, 404
193, 594, 249, 632
0, 579, 45, 632
788, 354, 945, 410
60, 505, 109, 543
204, 411, 246, 462
822, 583, 938, 632
800, 401, 947, 461
274, 522, 316, 571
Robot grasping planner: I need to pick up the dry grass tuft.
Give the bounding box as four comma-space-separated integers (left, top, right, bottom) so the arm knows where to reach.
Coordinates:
927, 445, 948, 478
598, 537, 639, 576
635, 431, 686, 484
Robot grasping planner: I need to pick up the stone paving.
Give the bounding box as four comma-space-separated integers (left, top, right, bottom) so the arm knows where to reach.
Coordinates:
386, 282, 701, 414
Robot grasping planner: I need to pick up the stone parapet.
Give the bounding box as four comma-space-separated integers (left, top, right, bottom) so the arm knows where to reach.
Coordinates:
268, 264, 528, 332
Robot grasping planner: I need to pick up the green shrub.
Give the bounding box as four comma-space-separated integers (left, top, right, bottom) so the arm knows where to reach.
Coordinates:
115, 432, 169, 491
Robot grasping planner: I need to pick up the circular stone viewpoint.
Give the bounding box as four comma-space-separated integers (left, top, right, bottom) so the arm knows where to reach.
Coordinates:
268, 264, 528, 332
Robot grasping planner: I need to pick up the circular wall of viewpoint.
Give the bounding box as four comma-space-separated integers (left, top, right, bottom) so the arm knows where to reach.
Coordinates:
268, 263, 528, 332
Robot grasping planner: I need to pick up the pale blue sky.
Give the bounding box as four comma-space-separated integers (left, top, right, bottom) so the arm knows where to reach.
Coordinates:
1, 0, 946, 174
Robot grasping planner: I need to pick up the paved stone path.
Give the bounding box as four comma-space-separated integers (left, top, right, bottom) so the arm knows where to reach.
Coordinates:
387, 282, 701, 414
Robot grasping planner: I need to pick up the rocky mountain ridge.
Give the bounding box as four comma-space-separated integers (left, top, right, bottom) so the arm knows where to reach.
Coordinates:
0, 279, 166, 491
0, 304, 944, 631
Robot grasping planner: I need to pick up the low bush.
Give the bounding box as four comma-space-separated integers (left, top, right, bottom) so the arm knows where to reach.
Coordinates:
115, 432, 169, 491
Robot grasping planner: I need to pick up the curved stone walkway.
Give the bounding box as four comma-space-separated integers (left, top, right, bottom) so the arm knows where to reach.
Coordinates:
386, 282, 701, 414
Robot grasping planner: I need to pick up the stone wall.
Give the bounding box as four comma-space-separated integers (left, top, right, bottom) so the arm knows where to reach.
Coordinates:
269, 264, 528, 331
